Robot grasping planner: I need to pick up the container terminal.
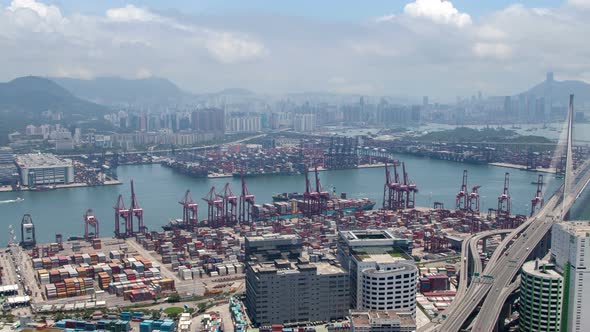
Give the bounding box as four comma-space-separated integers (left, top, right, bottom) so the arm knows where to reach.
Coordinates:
0, 159, 550, 331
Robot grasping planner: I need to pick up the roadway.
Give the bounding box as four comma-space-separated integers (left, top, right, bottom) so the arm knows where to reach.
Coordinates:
421, 229, 510, 331
60, 133, 269, 158
432, 158, 590, 332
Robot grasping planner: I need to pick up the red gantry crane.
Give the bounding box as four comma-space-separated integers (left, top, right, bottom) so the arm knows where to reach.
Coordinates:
179, 190, 198, 230
403, 162, 418, 209
219, 183, 238, 226
84, 208, 99, 240
303, 167, 320, 217
203, 186, 223, 228
239, 173, 255, 226
456, 170, 469, 211
129, 180, 146, 235
497, 172, 511, 217
383, 161, 401, 210
315, 166, 330, 215
114, 194, 131, 238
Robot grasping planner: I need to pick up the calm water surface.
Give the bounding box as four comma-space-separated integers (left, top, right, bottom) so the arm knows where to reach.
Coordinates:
0, 154, 572, 245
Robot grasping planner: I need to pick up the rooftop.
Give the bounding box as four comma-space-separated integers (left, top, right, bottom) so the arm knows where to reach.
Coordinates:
350, 310, 416, 328
568, 221, 590, 238
341, 230, 395, 242
251, 255, 346, 276
245, 233, 300, 242
15, 153, 72, 168
522, 260, 562, 280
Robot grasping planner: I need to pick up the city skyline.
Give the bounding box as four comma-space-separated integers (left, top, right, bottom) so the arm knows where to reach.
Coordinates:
1, 0, 590, 100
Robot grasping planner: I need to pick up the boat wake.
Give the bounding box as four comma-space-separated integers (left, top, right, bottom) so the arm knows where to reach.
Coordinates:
0, 198, 24, 204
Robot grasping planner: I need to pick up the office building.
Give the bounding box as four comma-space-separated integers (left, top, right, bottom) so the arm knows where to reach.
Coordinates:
519, 260, 563, 332
350, 310, 416, 332
338, 230, 417, 314
15, 153, 74, 187
244, 234, 349, 326
244, 234, 302, 262
551, 221, 590, 332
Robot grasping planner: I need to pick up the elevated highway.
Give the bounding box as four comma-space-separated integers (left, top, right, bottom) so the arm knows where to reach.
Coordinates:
420, 97, 586, 332
430, 159, 590, 332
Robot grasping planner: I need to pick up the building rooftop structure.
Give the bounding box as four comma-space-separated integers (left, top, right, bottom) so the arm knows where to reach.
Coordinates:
338, 230, 412, 265
522, 260, 561, 279
350, 310, 416, 330
250, 259, 346, 276
15, 153, 72, 169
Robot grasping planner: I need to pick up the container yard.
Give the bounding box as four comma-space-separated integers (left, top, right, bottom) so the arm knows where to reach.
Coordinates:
1, 147, 556, 332
25, 237, 178, 306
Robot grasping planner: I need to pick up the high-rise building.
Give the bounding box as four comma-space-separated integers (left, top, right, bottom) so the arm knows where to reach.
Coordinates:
337, 230, 416, 314
519, 260, 564, 332
551, 221, 590, 332
293, 113, 317, 132
191, 108, 225, 133
244, 234, 349, 326
503, 96, 512, 118
422, 96, 429, 107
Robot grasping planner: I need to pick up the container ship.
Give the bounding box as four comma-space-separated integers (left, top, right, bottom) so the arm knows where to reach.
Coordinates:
162, 219, 187, 231
252, 197, 376, 221
232, 170, 297, 178
161, 160, 208, 178
162, 197, 376, 230
273, 189, 349, 202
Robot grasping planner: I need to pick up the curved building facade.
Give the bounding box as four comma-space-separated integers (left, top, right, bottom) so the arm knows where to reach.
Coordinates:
519, 260, 563, 332
360, 262, 417, 313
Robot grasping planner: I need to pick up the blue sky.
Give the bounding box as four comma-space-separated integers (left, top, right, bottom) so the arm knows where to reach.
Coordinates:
16, 0, 565, 20
1, 0, 589, 98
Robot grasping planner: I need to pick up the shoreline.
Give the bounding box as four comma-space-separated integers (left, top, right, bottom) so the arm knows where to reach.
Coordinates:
488, 162, 557, 174
0, 179, 122, 193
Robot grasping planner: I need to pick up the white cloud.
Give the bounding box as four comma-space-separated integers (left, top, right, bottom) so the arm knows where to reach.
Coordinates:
106, 5, 159, 22
404, 0, 472, 27
375, 14, 396, 23
472, 42, 512, 60
204, 31, 267, 64
1, 0, 590, 97
568, 0, 590, 9
7, 0, 62, 19
4, 0, 67, 33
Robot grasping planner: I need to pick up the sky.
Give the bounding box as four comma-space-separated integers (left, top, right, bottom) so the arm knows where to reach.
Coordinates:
1, 0, 590, 100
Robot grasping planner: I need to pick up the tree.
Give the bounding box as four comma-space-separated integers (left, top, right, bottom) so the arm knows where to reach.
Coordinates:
167, 293, 181, 303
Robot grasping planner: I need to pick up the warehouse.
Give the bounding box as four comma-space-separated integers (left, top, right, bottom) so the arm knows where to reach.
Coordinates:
15, 153, 74, 187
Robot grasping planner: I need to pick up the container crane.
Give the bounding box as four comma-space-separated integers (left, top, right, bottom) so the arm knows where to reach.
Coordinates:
84, 208, 99, 240
129, 180, 146, 235
239, 173, 255, 226
497, 172, 511, 216
456, 170, 468, 211
219, 183, 238, 226
179, 190, 198, 230
203, 186, 223, 228
114, 194, 131, 238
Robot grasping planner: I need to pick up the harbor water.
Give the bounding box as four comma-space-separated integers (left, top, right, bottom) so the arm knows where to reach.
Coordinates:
0, 154, 571, 245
